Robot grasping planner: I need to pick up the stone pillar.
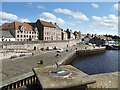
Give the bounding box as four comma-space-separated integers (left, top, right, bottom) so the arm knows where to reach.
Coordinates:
29, 78, 31, 85
35, 77, 37, 84
16, 82, 18, 88
19, 81, 21, 87
32, 76, 35, 84
25, 79, 28, 85
7, 85, 10, 89
12, 83, 15, 89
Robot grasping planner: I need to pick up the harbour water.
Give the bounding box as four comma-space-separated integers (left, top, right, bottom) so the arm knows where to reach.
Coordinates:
72, 50, 119, 75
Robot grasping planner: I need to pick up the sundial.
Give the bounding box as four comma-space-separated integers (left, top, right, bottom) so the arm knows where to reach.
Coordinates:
50, 62, 70, 76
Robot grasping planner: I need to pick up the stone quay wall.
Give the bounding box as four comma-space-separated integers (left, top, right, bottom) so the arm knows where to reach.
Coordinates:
61, 47, 106, 65
1, 39, 81, 50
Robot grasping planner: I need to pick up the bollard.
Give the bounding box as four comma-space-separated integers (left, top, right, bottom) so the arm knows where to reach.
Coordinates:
40, 60, 43, 64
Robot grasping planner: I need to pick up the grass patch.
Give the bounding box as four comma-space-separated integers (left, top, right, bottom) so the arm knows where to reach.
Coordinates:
2, 72, 10, 77
23, 58, 28, 59
13, 72, 19, 76
32, 64, 43, 69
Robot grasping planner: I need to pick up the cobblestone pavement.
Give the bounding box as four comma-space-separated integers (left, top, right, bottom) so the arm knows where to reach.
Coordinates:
2, 45, 79, 81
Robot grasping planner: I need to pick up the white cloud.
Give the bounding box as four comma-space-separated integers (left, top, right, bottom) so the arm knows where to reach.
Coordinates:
37, 5, 45, 9
40, 12, 65, 25
72, 12, 89, 21
91, 3, 99, 8
0, 20, 8, 25
0, 11, 30, 25
113, 3, 118, 10
54, 8, 89, 21
92, 16, 102, 21
0, 11, 18, 21
18, 18, 30, 22
92, 14, 118, 30
54, 8, 72, 15
113, 3, 120, 11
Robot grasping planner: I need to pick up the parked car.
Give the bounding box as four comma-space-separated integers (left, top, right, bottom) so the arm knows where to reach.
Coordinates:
54, 46, 59, 50
57, 48, 64, 53
86, 43, 92, 46
46, 47, 53, 50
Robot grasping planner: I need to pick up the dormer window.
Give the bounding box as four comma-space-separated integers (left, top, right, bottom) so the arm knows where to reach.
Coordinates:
19, 26, 24, 31
34, 27, 38, 32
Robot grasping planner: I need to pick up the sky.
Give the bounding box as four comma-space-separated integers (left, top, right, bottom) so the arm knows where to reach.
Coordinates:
0, 2, 119, 35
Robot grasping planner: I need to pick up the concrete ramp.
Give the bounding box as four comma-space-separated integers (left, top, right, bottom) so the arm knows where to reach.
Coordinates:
33, 65, 96, 89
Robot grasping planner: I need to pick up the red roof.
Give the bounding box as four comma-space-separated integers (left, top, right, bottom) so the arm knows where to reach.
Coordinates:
2, 21, 33, 30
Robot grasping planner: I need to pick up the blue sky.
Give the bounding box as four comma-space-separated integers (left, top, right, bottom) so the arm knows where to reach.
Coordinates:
1, 2, 118, 35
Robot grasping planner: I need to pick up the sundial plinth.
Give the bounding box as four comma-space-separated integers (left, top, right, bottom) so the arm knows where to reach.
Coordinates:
33, 65, 96, 89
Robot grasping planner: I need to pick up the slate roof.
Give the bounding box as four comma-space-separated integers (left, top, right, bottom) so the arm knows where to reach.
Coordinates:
28, 20, 56, 28
0, 30, 14, 38
40, 20, 56, 28
53, 24, 62, 30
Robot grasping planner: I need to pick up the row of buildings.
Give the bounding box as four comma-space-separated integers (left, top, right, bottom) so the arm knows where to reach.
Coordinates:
81, 34, 113, 45
0, 20, 81, 41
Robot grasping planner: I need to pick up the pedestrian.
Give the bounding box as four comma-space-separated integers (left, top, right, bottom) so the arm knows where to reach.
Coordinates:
32, 53, 34, 56
76, 48, 77, 50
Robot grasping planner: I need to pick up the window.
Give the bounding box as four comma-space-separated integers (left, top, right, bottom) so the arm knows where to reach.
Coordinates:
17, 35, 19, 37
47, 37, 48, 40
8, 25, 10, 27
30, 31, 31, 34
17, 31, 19, 33
45, 37, 46, 40
21, 35, 22, 37
47, 32, 49, 35
24, 35, 26, 37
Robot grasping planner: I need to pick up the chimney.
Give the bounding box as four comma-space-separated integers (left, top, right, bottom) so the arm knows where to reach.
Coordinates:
55, 23, 57, 25
37, 19, 40, 22
67, 28, 69, 31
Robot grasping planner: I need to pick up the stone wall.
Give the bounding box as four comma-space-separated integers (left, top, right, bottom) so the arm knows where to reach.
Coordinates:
2, 39, 81, 50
